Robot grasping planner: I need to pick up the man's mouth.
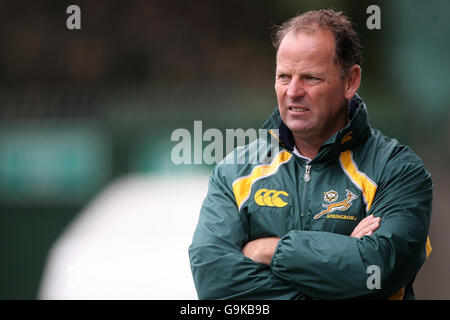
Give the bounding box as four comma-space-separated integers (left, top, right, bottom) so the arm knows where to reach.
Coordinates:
289, 106, 309, 112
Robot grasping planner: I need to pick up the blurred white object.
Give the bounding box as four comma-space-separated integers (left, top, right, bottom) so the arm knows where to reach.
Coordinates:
38, 172, 210, 299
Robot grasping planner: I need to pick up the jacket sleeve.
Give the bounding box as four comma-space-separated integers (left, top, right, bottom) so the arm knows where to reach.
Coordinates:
270, 154, 433, 299
189, 166, 305, 299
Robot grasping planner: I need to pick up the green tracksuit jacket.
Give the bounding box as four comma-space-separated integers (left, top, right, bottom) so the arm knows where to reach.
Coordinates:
189, 94, 433, 300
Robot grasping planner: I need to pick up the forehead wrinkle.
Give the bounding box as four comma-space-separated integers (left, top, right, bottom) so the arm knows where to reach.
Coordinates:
278, 26, 336, 56
276, 30, 338, 75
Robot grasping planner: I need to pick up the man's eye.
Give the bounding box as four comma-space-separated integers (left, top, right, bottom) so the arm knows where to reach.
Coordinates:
305, 76, 320, 81
277, 74, 290, 80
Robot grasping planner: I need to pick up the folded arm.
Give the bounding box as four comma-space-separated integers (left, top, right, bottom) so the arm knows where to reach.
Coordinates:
268, 160, 432, 299
242, 215, 381, 265
189, 168, 305, 300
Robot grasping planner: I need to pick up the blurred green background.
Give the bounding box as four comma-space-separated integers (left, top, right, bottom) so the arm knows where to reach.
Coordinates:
0, 0, 448, 299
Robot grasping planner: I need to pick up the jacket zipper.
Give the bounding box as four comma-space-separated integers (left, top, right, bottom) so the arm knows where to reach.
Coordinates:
303, 164, 311, 182
300, 164, 311, 223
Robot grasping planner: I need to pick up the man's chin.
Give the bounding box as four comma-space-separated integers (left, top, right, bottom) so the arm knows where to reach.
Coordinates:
285, 121, 313, 137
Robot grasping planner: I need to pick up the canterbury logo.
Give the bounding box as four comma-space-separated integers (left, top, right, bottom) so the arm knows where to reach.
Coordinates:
314, 189, 358, 219
254, 189, 289, 207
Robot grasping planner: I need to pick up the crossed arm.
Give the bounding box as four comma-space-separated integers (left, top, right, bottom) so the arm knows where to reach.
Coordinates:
242, 215, 381, 265
191, 158, 432, 299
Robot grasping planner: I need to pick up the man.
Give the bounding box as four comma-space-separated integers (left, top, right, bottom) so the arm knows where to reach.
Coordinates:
189, 9, 432, 300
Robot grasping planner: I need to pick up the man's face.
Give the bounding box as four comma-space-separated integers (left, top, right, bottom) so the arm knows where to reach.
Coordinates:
275, 29, 352, 144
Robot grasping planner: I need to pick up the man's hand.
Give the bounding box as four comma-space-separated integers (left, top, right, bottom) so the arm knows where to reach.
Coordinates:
351, 214, 381, 238
242, 215, 379, 264
242, 237, 280, 265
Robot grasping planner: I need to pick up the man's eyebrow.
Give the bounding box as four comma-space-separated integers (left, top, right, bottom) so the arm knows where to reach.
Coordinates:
301, 71, 325, 78
275, 67, 290, 74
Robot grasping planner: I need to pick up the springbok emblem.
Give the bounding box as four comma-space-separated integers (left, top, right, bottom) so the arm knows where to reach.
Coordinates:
313, 189, 358, 220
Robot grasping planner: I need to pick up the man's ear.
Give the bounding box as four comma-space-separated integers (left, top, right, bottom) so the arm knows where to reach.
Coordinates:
344, 65, 361, 99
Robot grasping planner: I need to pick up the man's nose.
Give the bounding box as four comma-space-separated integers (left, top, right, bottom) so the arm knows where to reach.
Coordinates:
286, 78, 306, 100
